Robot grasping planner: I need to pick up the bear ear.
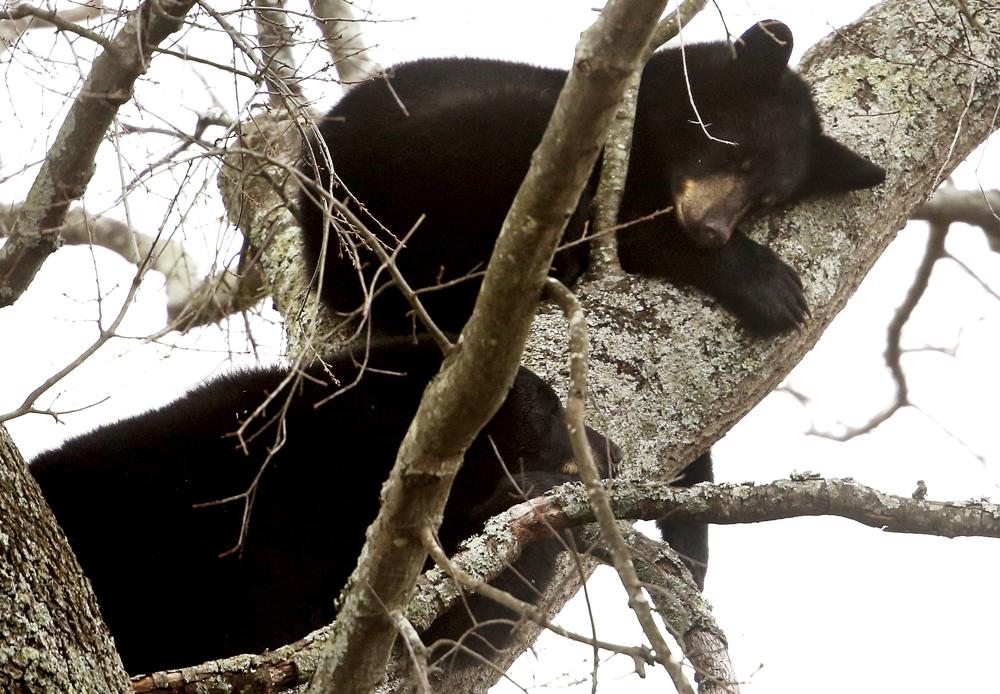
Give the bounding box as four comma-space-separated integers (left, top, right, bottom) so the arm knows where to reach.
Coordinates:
733, 20, 794, 82
806, 134, 887, 193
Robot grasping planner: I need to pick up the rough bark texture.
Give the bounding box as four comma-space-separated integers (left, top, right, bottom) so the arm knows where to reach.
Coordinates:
0, 426, 130, 693
524, 0, 1000, 478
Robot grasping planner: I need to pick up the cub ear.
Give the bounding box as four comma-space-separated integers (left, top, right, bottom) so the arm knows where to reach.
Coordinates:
733, 20, 794, 82
806, 134, 887, 193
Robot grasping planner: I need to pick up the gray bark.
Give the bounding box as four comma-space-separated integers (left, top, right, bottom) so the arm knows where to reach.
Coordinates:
0, 426, 130, 693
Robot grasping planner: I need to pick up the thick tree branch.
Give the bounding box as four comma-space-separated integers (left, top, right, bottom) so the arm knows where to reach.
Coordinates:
309, 0, 382, 85
0, 0, 199, 307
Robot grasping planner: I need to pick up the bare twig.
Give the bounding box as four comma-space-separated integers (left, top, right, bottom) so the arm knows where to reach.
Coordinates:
0, 1, 112, 51
421, 527, 658, 669
391, 611, 432, 694
298, 175, 452, 349
807, 221, 948, 441
0, 256, 148, 424
578, 525, 740, 694
545, 278, 693, 694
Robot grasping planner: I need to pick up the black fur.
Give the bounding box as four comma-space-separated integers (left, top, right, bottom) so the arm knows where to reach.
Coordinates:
657, 451, 714, 589
30, 337, 656, 673
300, 20, 885, 337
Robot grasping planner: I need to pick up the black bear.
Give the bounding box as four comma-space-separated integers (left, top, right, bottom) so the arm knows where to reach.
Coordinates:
299, 20, 885, 337
31, 336, 683, 674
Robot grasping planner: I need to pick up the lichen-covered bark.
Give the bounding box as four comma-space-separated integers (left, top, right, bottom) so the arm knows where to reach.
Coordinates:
0, 426, 130, 693
525, 0, 1000, 480
514, 0, 1000, 673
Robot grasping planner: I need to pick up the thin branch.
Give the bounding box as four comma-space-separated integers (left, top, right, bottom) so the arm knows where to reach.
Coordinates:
421, 527, 658, 669
807, 221, 948, 441
540, 477, 1000, 539
545, 278, 693, 694
0, 1, 113, 50
0, 254, 148, 424
578, 525, 740, 694
390, 611, 432, 694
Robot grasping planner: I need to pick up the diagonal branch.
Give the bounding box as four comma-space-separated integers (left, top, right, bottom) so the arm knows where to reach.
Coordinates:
0, 0, 200, 307
578, 525, 739, 694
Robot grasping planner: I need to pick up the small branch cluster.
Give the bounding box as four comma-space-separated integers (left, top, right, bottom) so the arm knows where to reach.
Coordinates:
802, 185, 1000, 446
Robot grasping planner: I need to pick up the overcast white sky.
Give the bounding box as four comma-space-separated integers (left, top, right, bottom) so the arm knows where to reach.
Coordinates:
3, 2, 1000, 693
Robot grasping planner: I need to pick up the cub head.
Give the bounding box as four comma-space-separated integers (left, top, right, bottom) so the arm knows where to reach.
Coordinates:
665, 20, 886, 248
483, 366, 621, 480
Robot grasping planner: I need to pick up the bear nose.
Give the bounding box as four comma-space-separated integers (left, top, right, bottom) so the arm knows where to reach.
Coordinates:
697, 220, 732, 248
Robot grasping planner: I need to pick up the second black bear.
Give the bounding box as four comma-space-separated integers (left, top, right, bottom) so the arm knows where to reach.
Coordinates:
299, 20, 885, 337
31, 337, 700, 674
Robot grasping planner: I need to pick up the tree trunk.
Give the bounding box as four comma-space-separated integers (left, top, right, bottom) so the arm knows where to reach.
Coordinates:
0, 426, 130, 693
